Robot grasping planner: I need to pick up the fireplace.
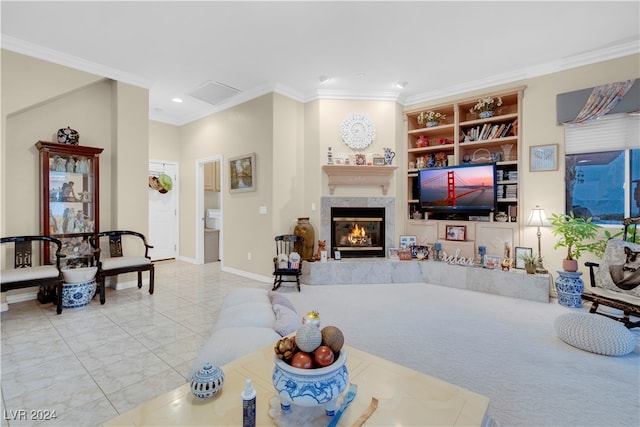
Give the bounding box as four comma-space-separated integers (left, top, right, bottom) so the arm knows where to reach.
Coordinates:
330, 207, 385, 258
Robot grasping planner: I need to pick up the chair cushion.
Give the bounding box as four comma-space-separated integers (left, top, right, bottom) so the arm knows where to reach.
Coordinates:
100, 256, 151, 270
1, 266, 59, 284
594, 239, 640, 298
554, 312, 636, 356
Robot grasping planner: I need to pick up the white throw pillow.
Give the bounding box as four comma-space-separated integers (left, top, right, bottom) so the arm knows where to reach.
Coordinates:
273, 303, 301, 336
187, 326, 281, 380
213, 301, 276, 330
221, 288, 269, 309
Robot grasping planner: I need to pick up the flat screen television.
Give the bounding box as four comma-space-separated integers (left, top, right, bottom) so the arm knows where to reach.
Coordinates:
418, 163, 497, 215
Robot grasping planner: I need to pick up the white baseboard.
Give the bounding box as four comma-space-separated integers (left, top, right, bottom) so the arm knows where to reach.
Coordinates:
221, 266, 271, 284
2, 291, 39, 312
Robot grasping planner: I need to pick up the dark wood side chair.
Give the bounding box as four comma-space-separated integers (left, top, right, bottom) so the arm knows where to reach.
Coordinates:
89, 230, 154, 304
1, 235, 66, 314
272, 234, 304, 292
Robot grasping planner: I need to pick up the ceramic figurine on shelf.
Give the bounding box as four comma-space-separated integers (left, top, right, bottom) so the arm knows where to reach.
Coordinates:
327, 147, 333, 165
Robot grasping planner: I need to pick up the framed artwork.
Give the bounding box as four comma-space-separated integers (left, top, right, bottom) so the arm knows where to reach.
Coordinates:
229, 153, 256, 193
372, 157, 386, 166
399, 235, 416, 249
530, 144, 558, 172
388, 248, 400, 259
445, 225, 466, 241
355, 153, 367, 166
514, 247, 533, 269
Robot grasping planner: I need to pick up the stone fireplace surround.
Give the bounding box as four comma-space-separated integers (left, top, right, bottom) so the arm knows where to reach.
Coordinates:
306, 196, 551, 303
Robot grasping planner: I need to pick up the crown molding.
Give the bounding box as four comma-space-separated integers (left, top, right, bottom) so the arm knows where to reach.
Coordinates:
1, 35, 153, 89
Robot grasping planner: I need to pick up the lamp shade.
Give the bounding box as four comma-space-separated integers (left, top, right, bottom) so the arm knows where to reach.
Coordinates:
527, 206, 551, 227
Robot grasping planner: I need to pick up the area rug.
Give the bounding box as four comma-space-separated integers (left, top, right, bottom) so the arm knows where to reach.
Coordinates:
278, 283, 640, 427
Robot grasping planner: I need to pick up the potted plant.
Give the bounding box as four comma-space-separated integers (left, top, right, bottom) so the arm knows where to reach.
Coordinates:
549, 211, 602, 272
417, 111, 446, 127
469, 96, 502, 119
517, 253, 538, 274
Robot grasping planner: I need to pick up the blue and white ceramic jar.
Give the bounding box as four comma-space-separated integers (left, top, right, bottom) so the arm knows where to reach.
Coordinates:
191, 363, 225, 398
479, 111, 495, 119
555, 270, 584, 308
272, 350, 348, 415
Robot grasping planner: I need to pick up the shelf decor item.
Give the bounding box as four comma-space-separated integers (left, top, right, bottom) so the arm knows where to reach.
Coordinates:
417, 111, 446, 127
190, 363, 225, 398
57, 126, 79, 145
469, 96, 503, 118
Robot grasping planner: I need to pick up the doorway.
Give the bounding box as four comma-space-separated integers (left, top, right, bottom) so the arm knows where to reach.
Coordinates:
148, 160, 178, 261
196, 156, 223, 265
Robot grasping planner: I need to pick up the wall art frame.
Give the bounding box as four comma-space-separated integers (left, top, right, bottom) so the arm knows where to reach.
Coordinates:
229, 153, 256, 193
530, 144, 558, 172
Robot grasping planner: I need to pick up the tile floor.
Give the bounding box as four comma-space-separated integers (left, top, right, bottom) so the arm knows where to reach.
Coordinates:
1, 260, 271, 426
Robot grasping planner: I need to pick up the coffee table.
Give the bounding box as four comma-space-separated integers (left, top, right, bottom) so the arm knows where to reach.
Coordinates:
104, 344, 489, 426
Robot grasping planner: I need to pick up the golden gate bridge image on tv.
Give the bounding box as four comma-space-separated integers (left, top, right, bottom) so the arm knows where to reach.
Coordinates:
420, 168, 494, 207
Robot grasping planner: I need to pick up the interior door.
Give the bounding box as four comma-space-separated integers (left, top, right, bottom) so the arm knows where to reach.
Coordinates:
148, 161, 178, 261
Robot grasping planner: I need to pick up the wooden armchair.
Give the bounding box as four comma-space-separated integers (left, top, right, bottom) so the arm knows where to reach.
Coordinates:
1, 235, 66, 314
272, 234, 304, 292
583, 217, 640, 328
89, 231, 154, 304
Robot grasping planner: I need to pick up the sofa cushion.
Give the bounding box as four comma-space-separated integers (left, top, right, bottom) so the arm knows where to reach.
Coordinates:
273, 303, 301, 336
222, 288, 269, 309
188, 326, 281, 380
554, 312, 636, 356
213, 301, 276, 331
1, 266, 59, 284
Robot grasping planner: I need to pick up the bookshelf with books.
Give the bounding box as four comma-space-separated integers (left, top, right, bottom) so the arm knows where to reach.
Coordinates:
405, 87, 524, 226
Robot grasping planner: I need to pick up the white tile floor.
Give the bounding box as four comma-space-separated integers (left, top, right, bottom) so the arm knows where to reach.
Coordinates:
1, 260, 271, 427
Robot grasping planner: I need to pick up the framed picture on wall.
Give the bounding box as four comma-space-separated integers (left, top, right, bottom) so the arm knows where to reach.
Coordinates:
229, 153, 256, 193
530, 144, 558, 172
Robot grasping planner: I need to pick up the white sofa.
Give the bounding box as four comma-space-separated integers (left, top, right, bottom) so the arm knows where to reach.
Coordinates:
187, 288, 300, 380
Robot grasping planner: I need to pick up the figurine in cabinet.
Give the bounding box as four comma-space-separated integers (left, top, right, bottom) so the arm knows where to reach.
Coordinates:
62, 181, 78, 201
56, 156, 67, 172
66, 156, 76, 172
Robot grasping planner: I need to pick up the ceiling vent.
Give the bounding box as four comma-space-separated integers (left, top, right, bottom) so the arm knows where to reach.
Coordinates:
189, 81, 240, 106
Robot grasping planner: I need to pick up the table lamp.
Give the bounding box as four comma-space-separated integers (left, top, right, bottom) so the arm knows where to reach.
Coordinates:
526, 205, 551, 274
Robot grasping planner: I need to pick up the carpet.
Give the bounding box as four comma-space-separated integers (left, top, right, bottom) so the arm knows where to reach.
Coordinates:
277, 283, 640, 427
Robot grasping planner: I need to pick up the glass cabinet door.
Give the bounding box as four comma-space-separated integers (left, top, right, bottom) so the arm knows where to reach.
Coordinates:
36, 141, 103, 266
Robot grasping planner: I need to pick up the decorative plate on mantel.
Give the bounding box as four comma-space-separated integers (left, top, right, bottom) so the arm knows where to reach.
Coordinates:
339, 113, 376, 150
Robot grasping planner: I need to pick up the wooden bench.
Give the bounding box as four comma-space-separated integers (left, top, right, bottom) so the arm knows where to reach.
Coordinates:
90, 231, 154, 303
1, 235, 66, 314
583, 217, 640, 328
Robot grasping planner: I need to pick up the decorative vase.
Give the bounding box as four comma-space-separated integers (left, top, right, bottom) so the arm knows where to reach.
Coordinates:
501, 144, 514, 161
479, 111, 494, 119
426, 121, 439, 127
555, 270, 584, 308
294, 217, 315, 261
272, 350, 348, 415
190, 363, 225, 398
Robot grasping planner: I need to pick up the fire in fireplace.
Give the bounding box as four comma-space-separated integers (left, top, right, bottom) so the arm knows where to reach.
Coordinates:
330, 207, 385, 258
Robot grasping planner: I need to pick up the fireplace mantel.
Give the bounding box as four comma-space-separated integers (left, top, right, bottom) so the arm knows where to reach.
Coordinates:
322, 165, 398, 195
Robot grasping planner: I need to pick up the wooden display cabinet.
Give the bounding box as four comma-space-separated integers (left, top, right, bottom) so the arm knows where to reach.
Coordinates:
36, 141, 103, 266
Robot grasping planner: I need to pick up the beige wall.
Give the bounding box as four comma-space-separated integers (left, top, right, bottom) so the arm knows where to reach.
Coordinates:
2, 48, 639, 303
1, 50, 149, 300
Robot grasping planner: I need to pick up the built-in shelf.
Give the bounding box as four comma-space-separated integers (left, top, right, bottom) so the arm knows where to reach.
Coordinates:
322, 165, 398, 195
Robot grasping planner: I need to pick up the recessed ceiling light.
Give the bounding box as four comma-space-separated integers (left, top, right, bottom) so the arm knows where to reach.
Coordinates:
318, 75, 331, 84
171, 97, 183, 103
395, 81, 408, 89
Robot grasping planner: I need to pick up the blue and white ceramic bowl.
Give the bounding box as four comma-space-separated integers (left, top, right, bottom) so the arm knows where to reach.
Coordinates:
61, 279, 96, 308
272, 349, 348, 415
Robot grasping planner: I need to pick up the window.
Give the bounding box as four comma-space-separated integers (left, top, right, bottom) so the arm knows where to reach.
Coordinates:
564, 114, 640, 224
